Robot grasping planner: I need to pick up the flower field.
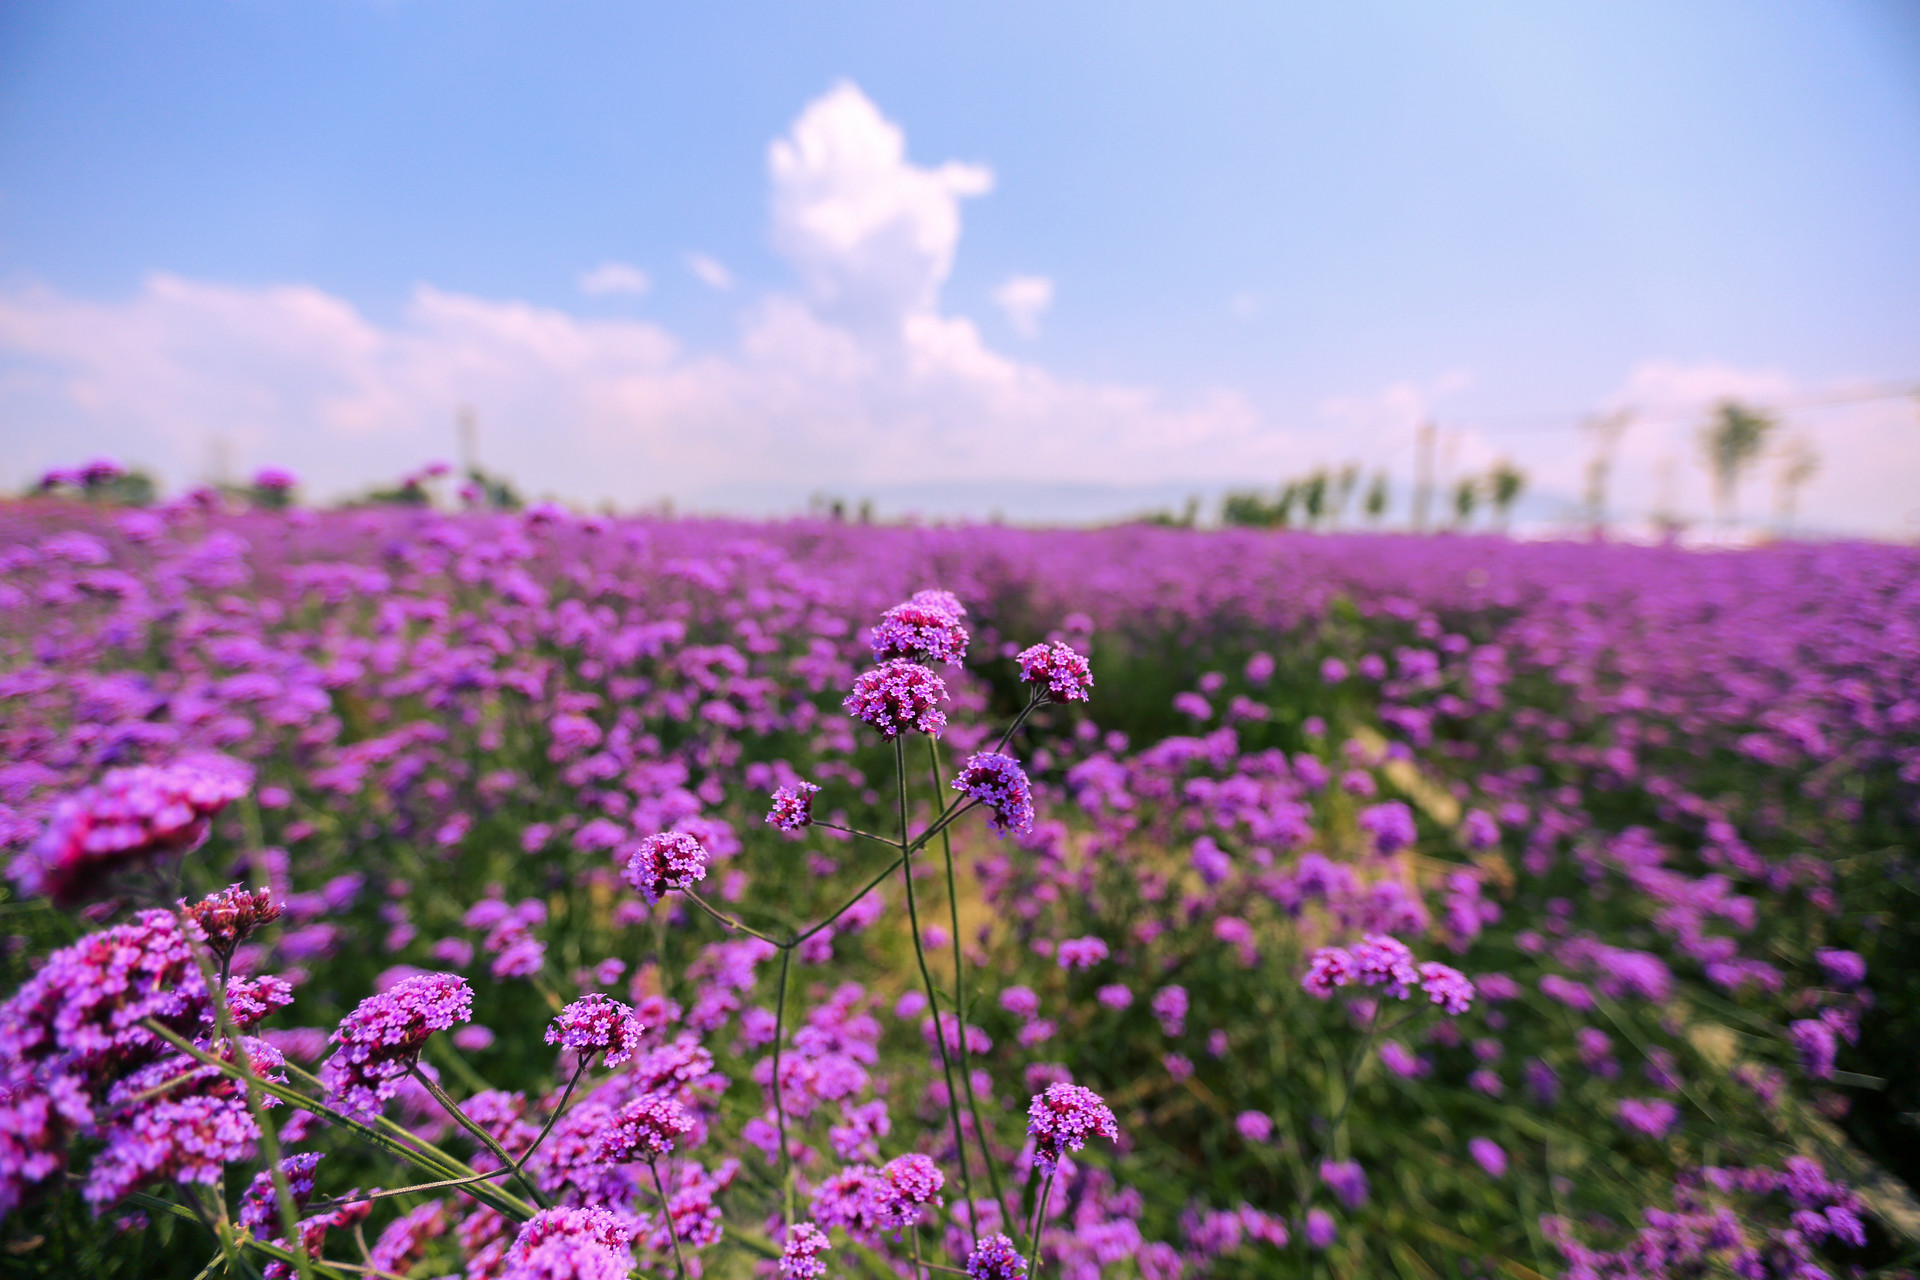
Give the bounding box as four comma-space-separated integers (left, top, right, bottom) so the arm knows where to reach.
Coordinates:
2, 498, 1918, 1279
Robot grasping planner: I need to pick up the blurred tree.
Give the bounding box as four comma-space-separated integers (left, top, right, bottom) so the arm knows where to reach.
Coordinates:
1488, 459, 1526, 531
1332, 463, 1360, 526
1773, 436, 1819, 533
1451, 476, 1480, 527
1363, 472, 1390, 525
1299, 470, 1328, 526
1700, 399, 1777, 528
1580, 409, 1634, 535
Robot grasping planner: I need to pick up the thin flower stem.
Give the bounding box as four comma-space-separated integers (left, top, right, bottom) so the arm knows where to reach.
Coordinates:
647, 1156, 690, 1280
812, 821, 899, 851
1028, 1168, 1058, 1276
513, 1060, 592, 1171
911, 1222, 925, 1279
680, 889, 786, 947
992, 691, 1045, 756
897, 736, 974, 1245
791, 855, 906, 946
129, 1192, 346, 1279
771, 943, 796, 1227
303, 1166, 525, 1213
927, 735, 1005, 1249
411, 1069, 550, 1211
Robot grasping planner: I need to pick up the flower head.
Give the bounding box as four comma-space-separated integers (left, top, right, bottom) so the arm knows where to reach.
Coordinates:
181, 884, 281, 962
1015, 642, 1093, 703
503, 1207, 634, 1280
595, 1091, 694, 1161
545, 994, 646, 1067
1417, 962, 1475, 1015
12, 757, 252, 905
953, 753, 1035, 837
767, 782, 822, 832
871, 595, 970, 664
1319, 1159, 1369, 1209
622, 832, 709, 906
324, 973, 473, 1116
1349, 934, 1420, 998
966, 1233, 1030, 1280
238, 1153, 323, 1231
780, 1222, 833, 1278
874, 1152, 945, 1226
844, 661, 949, 739
1026, 1082, 1120, 1171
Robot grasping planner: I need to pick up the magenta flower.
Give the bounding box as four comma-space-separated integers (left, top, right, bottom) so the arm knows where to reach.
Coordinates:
1319, 1159, 1368, 1209
1027, 1082, 1120, 1171
622, 831, 709, 905
1302, 946, 1355, 998
1615, 1097, 1680, 1138
503, 1207, 634, 1280
1468, 1137, 1509, 1178
545, 994, 646, 1067
767, 782, 822, 831
871, 595, 971, 664
1304, 1208, 1337, 1250
1015, 642, 1094, 703
874, 1152, 945, 1226
1150, 985, 1188, 1036
595, 1091, 694, 1161
966, 1232, 1030, 1280
1350, 934, 1419, 996
844, 660, 950, 739
12, 757, 252, 905
323, 973, 473, 1116
1234, 1111, 1273, 1143
780, 1221, 832, 1277
237, 1152, 322, 1232
953, 752, 1036, 836
1417, 962, 1475, 1014
1056, 936, 1109, 971
83, 1092, 261, 1208
181, 884, 281, 962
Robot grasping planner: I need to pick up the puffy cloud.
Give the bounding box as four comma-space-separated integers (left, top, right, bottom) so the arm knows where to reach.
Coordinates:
685, 253, 735, 291
991, 274, 1054, 339
577, 262, 652, 296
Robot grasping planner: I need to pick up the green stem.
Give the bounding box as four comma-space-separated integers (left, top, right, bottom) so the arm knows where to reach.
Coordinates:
648, 1156, 690, 1280
771, 944, 796, 1227
128, 1193, 350, 1278
791, 854, 906, 946
1027, 1168, 1058, 1275
411, 1069, 550, 1210
896, 737, 974, 1249
680, 888, 787, 947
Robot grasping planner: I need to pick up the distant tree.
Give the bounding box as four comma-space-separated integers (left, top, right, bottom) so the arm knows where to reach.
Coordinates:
1488, 459, 1526, 531
1700, 400, 1777, 528
1580, 409, 1633, 534
1299, 471, 1329, 527
1221, 491, 1277, 528
1363, 472, 1389, 525
1332, 464, 1360, 526
1773, 436, 1819, 533
1451, 477, 1480, 527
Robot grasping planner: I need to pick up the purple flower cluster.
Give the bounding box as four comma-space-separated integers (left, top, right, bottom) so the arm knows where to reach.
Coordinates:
1015, 641, 1094, 703
545, 994, 646, 1067
1302, 934, 1474, 1014
966, 1232, 1029, 1280
1027, 1082, 1121, 1171
870, 591, 970, 664
622, 831, 710, 905
11, 756, 251, 904
181, 883, 281, 962
874, 1151, 945, 1226
503, 1207, 635, 1280
952, 752, 1036, 837
844, 659, 950, 739
766, 781, 821, 831
323, 972, 473, 1116
594, 1091, 694, 1160
780, 1221, 832, 1277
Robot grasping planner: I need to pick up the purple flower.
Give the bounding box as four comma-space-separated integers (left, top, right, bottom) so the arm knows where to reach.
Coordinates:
780, 1222, 832, 1277
84, 1092, 261, 1208
253, 467, 297, 492
1234, 1111, 1273, 1143
595, 1091, 694, 1160
545, 994, 646, 1067
1319, 1159, 1368, 1209
844, 660, 950, 738
953, 752, 1036, 837
503, 1207, 634, 1280
767, 782, 822, 831
1357, 802, 1417, 855
1151, 985, 1188, 1035
871, 596, 971, 664
238, 1153, 323, 1232
1468, 1137, 1508, 1178
1096, 984, 1133, 1011
181, 884, 281, 962
323, 973, 473, 1116
11, 757, 252, 905
1000, 986, 1041, 1020
622, 832, 709, 905
1303, 946, 1354, 998
1027, 1082, 1120, 1171
1615, 1097, 1680, 1138
1304, 1208, 1337, 1249
1789, 1019, 1837, 1080
1417, 962, 1475, 1014
1350, 934, 1419, 997
1015, 642, 1094, 703
1056, 936, 1109, 971
966, 1232, 1030, 1280
874, 1152, 945, 1226
1815, 948, 1866, 989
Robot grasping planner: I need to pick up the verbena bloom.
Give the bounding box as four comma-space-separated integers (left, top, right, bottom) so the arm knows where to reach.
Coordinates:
238, 1152, 322, 1231
1056, 936, 1109, 971
503, 1207, 634, 1280
1468, 1137, 1508, 1178
181, 884, 281, 963
1815, 948, 1867, 988
1357, 801, 1417, 855
874, 1152, 945, 1226
953, 753, 1036, 837
1417, 962, 1475, 1014
1234, 1111, 1273, 1143
1348, 935, 1417, 996
1615, 1098, 1680, 1138
12, 757, 252, 904
1150, 985, 1188, 1036
253, 467, 297, 492
622, 832, 709, 905
595, 1091, 694, 1161
1304, 1208, 1337, 1250
1016, 642, 1094, 703
871, 596, 970, 664
84, 1092, 262, 1208
1789, 1019, 1837, 1079
1027, 1082, 1120, 1171
967, 1232, 1030, 1280
844, 660, 950, 739
1096, 984, 1133, 1011
1319, 1159, 1368, 1210
1302, 946, 1355, 998
767, 782, 822, 831
545, 994, 646, 1067
780, 1222, 832, 1277
324, 973, 473, 1116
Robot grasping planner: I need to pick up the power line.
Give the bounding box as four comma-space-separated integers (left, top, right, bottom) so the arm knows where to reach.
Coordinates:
1436, 378, 1920, 437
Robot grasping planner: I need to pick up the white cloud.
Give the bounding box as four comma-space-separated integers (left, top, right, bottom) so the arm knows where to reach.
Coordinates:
991, 274, 1054, 338
685, 253, 734, 291
577, 261, 652, 296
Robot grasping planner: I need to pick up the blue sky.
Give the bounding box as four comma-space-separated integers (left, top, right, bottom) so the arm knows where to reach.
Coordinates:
2, 1, 1917, 531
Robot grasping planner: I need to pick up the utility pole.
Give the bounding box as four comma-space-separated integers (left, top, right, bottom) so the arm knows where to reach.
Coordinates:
457, 405, 479, 477
1581, 409, 1633, 537
1412, 420, 1436, 532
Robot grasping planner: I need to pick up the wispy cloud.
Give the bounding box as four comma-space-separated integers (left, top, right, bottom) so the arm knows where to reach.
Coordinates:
991, 274, 1054, 338
577, 261, 652, 297
685, 253, 735, 291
